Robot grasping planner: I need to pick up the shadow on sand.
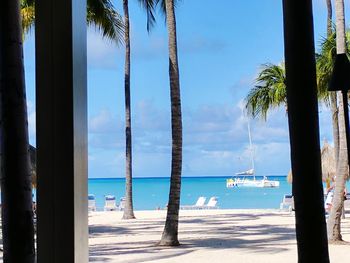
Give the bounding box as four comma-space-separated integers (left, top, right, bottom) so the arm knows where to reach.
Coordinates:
89, 212, 296, 262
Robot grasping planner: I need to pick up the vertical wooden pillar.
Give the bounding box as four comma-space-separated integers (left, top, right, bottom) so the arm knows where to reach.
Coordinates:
35, 0, 88, 262
282, 0, 330, 262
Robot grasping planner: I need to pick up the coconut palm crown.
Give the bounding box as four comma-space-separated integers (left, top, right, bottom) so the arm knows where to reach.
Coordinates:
316, 30, 350, 101
245, 63, 286, 120
246, 30, 350, 120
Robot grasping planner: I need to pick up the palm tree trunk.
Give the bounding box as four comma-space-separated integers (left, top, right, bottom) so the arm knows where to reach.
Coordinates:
159, 0, 182, 246
330, 93, 340, 164
0, 0, 35, 262
327, 0, 348, 242
122, 0, 135, 220
326, 0, 340, 165
282, 1, 330, 261
327, 92, 348, 241
327, 0, 333, 36
335, 0, 346, 54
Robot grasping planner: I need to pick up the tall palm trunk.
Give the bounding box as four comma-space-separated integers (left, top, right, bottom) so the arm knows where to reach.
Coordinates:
159, 0, 182, 246
327, 92, 348, 240
327, 0, 333, 37
0, 0, 35, 262
326, 0, 340, 165
122, 0, 135, 220
330, 94, 340, 163
327, 0, 348, 241
283, 1, 330, 261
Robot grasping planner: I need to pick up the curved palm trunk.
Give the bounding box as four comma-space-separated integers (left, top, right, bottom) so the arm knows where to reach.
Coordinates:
327, 0, 348, 242
122, 0, 135, 220
0, 0, 35, 262
327, 92, 348, 241
159, 0, 182, 246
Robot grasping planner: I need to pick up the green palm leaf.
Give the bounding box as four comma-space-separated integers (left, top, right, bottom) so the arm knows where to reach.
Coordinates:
316, 30, 350, 102
245, 63, 286, 120
87, 0, 124, 42
247, 30, 350, 121
137, 0, 157, 32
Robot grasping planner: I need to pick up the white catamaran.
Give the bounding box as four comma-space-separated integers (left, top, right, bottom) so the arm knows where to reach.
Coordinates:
226, 114, 279, 188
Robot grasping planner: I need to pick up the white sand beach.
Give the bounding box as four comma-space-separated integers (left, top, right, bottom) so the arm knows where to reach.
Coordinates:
89, 209, 350, 263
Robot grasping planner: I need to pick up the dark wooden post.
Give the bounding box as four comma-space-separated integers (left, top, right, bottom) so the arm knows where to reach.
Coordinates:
35, 0, 88, 262
282, 1, 330, 262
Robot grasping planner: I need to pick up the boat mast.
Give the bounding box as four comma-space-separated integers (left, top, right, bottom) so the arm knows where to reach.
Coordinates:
247, 118, 255, 180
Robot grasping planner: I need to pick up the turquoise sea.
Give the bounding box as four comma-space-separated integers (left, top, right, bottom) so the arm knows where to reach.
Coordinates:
89, 176, 294, 210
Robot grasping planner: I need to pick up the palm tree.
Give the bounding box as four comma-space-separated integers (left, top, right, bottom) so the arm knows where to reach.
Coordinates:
317, 30, 350, 166
245, 63, 286, 120
158, 0, 183, 246
327, 0, 349, 242
246, 32, 350, 119
122, 0, 156, 220
246, 29, 350, 242
21, 0, 124, 41
283, 1, 329, 261
0, 0, 35, 262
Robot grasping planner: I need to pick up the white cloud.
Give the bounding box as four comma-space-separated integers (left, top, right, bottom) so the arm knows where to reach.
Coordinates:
87, 28, 121, 69
88, 100, 293, 176
89, 109, 122, 133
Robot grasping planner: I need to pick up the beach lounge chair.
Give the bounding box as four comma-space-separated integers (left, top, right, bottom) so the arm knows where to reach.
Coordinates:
180, 196, 206, 210
343, 193, 350, 214
203, 196, 219, 209
119, 197, 126, 211
104, 195, 117, 211
88, 194, 96, 212
279, 194, 294, 212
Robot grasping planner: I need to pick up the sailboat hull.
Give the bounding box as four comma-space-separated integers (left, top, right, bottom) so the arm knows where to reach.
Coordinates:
226, 178, 280, 188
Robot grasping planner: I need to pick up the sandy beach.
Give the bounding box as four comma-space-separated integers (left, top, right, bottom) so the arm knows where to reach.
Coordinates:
89, 209, 350, 263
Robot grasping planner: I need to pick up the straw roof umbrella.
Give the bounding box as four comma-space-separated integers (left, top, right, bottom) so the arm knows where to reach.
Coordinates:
320, 139, 336, 182
287, 139, 336, 184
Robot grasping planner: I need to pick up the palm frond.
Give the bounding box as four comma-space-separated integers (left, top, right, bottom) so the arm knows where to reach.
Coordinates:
21, 0, 35, 39
245, 63, 286, 120
316, 30, 350, 102
137, 0, 157, 32
87, 0, 124, 43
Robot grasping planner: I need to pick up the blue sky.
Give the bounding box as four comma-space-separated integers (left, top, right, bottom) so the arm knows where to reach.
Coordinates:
24, 0, 350, 178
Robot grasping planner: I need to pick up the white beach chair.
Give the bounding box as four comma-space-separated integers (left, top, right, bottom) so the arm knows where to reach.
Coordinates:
343, 193, 350, 215
104, 195, 117, 211
88, 194, 96, 212
203, 196, 219, 209
119, 197, 126, 211
279, 194, 294, 212
180, 196, 206, 210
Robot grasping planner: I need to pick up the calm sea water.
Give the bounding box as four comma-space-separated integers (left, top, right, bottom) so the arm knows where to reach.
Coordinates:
88, 176, 293, 210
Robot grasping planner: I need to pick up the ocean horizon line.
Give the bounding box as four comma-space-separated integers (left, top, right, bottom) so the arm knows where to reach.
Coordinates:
88, 175, 288, 180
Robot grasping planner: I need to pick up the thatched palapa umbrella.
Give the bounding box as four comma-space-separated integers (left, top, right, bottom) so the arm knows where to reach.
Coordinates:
320, 139, 336, 183
287, 139, 336, 185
